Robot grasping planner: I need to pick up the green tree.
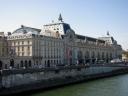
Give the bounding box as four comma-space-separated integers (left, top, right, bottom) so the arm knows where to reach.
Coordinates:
123, 51, 128, 58
125, 52, 128, 58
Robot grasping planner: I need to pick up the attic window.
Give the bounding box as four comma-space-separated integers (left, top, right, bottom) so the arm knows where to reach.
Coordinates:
70, 35, 72, 39
23, 30, 27, 34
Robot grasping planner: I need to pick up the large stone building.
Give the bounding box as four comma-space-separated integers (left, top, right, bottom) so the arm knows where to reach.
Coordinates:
0, 32, 9, 69
7, 25, 64, 69
0, 15, 122, 69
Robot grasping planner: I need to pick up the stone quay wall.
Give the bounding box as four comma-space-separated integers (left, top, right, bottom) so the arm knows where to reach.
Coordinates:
0, 66, 127, 95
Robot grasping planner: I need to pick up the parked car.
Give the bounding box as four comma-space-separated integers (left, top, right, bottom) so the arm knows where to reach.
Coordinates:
110, 59, 122, 63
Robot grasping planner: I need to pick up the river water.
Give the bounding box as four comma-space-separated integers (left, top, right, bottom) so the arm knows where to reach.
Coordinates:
32, 74, 128, 96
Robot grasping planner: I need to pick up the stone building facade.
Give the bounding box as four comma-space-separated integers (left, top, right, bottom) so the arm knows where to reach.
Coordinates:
0, 15, 122, 69
6, 25, 64, 69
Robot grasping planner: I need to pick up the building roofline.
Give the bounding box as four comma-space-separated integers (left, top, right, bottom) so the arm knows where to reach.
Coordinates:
12, 25, 41, 34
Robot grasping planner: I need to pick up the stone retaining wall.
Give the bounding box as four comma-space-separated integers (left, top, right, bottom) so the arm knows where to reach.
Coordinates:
0, 67, 123, 88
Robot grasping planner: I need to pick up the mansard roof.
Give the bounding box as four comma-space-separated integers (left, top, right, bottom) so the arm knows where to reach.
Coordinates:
76, 34, 105, 43
44, 22, 71, 34
76, 34, 85, 40
63, 23, 71, 34
76, 34, 96, 41
86, 36, 97, 42
98, 36, 116, 44
12, 25, 41, 35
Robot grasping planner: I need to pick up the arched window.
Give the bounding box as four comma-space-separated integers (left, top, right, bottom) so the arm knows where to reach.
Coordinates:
29, 60, 31, 67
10, 59, 14, 68
59, 60, 61, 64
51, 60, 53, 64
77, 50, 83, 64
56, 31, 60, 38
56, 60, 58, 65
106, 53, 109, 63
0, 61, 2, 69
36, 61, 38, 66
92, 51, 95, 58
20, 60, 23, 67
54, 60, 56, 64
102, 52, 104, 60
45, 60, 47, 67
106, 53, 108, 58
86, 51, 89, 58
97, 52, 100, 60
110, 53, 112, 60
25, 60, 27, 68
47, 60, 50, 67
77, 51, 82, 59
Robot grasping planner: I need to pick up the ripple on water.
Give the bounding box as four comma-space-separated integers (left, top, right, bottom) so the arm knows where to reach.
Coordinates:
32, 74, 128, 96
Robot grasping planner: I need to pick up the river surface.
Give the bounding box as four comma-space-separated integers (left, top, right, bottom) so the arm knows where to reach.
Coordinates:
32, 74, 128, 96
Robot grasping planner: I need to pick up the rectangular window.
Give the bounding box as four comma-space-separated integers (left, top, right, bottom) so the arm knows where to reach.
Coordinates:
18, 41, 20, 45
18, 47, 20, 51
2, 48, 4, 56
22, 47, 24, 51
28, 52, 30, 56
28, 41, 30, 44
22, 41, 24, 45
28, 46, 30, 51
14, 42, 16, 46
22, 52, 24, 56
17, 52, 19, 56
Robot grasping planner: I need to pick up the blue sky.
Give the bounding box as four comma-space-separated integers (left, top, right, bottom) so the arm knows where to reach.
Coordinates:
0, 0, 128, 50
